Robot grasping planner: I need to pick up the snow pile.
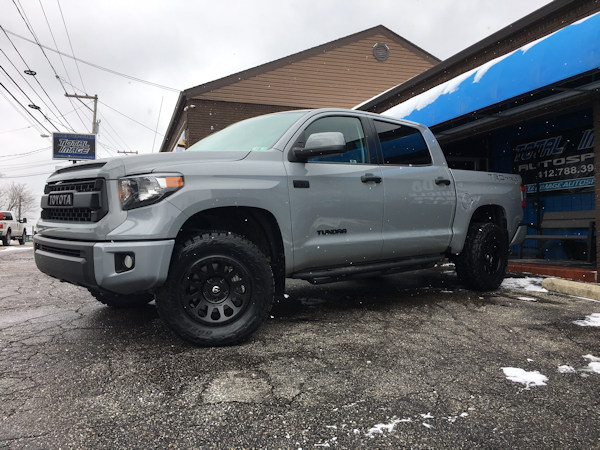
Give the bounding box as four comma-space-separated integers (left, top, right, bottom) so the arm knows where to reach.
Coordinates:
583, 355, 600, 374
502, 367, 548, 389
501, 277, 547, 293
0, 246, 33, 253
558, 365, 576, 374
517, 296, 537, 302
573, 313, 600, 327
366, 417, 412, 438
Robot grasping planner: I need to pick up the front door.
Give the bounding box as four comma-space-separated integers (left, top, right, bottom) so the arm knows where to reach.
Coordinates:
285, 115, 384, 272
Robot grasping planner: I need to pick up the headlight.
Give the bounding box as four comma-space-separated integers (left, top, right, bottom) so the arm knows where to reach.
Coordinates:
118, 175, 184, 210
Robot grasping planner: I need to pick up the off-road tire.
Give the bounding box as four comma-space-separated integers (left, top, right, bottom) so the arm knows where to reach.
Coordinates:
2, 231, 10, 246
18, 231, 25, 245
89, 289, 155, 308
156, 232, 274, 346
455, 222, 508, 291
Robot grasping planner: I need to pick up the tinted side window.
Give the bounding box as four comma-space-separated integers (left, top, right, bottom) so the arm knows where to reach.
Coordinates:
295, 116, 367, 164
2, 213, 12, 220
374, 120, 432, 166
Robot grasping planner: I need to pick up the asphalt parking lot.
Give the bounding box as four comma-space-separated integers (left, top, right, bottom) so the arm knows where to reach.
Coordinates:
1, 245, 599, 449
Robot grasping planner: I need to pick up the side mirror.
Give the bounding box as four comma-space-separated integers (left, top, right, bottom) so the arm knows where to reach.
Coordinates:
292, 132, 346, 162
20, 218, 27, 224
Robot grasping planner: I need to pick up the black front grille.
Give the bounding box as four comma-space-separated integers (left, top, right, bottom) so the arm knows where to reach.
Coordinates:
45, 179, 99, 194
41, 178, 108, 223
44, 207, 92, 222
35, 243, 81, 258
45, 181, 96, 194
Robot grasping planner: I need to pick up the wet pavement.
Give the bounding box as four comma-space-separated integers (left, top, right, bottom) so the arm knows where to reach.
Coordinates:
1, 245, 599, 448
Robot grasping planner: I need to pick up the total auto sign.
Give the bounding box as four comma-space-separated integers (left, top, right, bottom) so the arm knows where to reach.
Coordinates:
52, 133, 96, 161
513, 127, 594, 194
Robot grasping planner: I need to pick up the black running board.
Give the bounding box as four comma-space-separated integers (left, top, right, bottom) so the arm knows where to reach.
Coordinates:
292, 255, 443, 285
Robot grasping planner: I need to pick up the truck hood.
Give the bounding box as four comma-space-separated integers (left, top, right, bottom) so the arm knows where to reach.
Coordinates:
46, 150, 250, 181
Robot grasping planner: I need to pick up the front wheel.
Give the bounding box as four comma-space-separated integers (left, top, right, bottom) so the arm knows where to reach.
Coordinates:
18, 231, 25, 245
156, 232, 274, 346
455, 223, 508, 291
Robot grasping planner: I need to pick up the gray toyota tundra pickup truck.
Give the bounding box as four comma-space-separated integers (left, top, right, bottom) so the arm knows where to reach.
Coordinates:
34, 109, 526, 346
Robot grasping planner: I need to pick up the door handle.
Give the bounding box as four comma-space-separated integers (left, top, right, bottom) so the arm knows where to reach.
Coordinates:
435, 177, 451, 186
361, 173, 382, 183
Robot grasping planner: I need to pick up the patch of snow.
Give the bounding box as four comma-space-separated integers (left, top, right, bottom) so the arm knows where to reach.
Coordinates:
501, 277, 548, 293
558, 365, 576, 374
582, 355, 600, 374
0, 246, 33, 253
422, 422, 434, 429
366, 417, 411, 438
502, 367, 548, 389
518, 297, 537, 302
573, 313, 600, 327
420, 413, 434, 419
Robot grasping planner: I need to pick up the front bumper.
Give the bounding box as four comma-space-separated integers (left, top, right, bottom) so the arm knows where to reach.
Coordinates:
34, 235, 174, 294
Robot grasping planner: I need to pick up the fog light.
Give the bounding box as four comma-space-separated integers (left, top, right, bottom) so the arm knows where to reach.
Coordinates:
115, 252, 135, 273
123, 255, 134, 269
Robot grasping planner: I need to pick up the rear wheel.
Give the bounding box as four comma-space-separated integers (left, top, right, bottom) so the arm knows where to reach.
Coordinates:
2, 231, 10, 246
157, 232, 274, 346
89, 289, 154, 308
455, 222, 508, 291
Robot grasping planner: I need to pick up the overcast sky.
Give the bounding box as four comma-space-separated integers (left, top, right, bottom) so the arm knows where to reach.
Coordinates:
0, 0, 552, 223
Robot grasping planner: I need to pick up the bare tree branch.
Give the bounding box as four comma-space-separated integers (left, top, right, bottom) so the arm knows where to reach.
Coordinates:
0, 182, 36, 219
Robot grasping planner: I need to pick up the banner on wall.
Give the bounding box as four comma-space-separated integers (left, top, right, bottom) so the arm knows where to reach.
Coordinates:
513, 127, 594, 194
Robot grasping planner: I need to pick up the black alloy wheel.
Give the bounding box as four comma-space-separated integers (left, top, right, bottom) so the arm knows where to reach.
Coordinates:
157, 232, 274, 346
180, 255, 252, 326
455, 222, 508, 291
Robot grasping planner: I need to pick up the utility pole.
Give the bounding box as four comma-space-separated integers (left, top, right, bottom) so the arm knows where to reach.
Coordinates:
65, 93, 99, 133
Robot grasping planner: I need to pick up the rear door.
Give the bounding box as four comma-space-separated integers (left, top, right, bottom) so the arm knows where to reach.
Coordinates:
285, 114, 384, 272
372, 119, 456, 259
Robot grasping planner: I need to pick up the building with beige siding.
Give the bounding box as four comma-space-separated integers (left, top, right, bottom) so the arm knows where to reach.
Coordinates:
160, 26, 439, 153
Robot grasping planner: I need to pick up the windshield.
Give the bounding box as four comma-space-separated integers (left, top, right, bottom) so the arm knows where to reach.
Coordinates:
187, 111, 307, 152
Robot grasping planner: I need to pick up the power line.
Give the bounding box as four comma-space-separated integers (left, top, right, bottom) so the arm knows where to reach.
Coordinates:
3, 27, 181, 93
0, 88, 47, 136
0, 24, 76, 132
99, 99, 165, 136
0, 81, 52, 134
0, 146, 51, 159
1, 48, 71, 130
58, 77, 135, 152
0, 125, 32, 133
12, 0, 90, 133
56, 0, 86, 93
0, 170, 55, 178
38, 0, 76, 92
0, 64, 60, 131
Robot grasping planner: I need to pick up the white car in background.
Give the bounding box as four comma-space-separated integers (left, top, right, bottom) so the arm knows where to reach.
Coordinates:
0, 211, 27, 246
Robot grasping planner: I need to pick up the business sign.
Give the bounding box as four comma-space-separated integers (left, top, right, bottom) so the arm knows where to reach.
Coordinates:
513, 127, 594, 195
52, 133, 96, 160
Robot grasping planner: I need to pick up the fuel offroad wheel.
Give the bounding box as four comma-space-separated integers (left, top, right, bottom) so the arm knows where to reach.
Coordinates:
157, 232, 274, 346
2, 230, 10, 246
18, 231, 25, 245
89, 289, 155, 308
455, 222, 508, 291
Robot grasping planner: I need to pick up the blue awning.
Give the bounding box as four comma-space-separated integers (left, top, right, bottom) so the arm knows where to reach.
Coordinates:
383, 12, 600, 127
